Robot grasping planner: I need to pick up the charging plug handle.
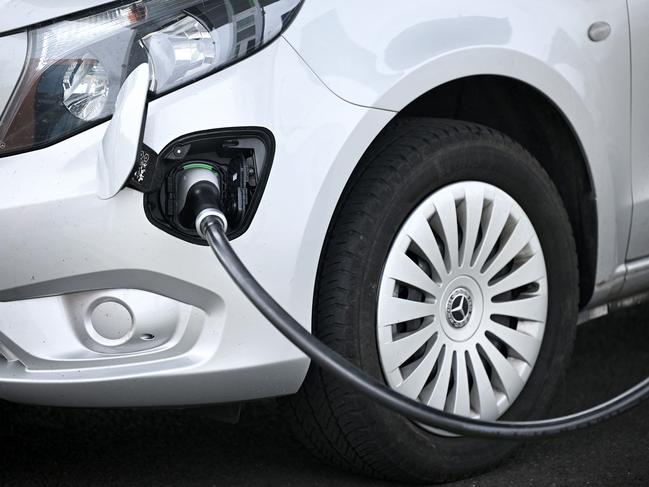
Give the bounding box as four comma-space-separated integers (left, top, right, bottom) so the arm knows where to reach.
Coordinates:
176, 168, 228, 236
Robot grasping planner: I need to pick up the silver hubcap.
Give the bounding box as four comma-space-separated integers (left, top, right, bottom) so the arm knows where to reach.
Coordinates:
377, 181, 548, 421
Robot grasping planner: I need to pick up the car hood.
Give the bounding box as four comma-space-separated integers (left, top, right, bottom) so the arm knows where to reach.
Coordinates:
0, 0, 114, 33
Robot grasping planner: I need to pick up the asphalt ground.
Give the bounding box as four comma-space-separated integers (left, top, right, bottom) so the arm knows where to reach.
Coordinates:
0, 304, 647, 486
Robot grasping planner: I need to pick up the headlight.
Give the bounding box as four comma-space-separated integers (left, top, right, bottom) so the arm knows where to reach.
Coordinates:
0, 0, 302, 157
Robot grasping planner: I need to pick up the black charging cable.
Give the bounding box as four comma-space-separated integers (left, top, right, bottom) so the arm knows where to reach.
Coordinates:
180, 172, 649, 439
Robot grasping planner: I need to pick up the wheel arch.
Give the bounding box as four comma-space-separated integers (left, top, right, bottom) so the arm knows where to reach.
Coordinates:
394, 75, 597, 307
288, 1, 630, 308
320, 75, 598, 307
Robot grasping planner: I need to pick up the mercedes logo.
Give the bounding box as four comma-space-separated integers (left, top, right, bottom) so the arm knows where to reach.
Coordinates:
446, 288, 473, 328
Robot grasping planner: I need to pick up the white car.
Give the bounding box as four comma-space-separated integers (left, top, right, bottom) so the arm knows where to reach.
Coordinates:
0, 0, 646, 482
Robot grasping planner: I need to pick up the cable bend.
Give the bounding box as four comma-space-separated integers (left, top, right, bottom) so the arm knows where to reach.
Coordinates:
201, 215, 649, 440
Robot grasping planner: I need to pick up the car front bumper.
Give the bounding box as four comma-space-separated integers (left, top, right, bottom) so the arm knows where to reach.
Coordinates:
0, 37, 393, 407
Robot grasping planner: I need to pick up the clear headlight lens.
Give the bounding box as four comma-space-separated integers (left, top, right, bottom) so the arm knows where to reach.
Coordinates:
62, 55, 111, 121
0, 0, 302, 157
142, 15, 218, 93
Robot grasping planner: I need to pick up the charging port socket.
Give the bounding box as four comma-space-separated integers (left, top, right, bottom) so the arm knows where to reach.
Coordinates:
129, 127, 274, 244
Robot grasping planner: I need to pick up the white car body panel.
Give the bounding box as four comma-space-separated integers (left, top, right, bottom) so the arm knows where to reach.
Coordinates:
284, 0, 633, 304
0, 0, 643, 406
0, 38, 392, 406
626, 0, 649, 261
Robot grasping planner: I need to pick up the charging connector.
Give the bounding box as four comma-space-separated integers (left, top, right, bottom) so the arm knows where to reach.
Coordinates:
175, 164, 228, 237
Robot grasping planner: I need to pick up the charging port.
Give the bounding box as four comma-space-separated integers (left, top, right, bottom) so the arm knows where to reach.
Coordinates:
129, 127, 274, 244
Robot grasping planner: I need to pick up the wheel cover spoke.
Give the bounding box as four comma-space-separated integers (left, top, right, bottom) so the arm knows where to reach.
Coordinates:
467, 348, 499, 419
406, 215, 449, 281
472, 194, 511, 271
490, 295, 547, 323
384, 251, 441, 298
378, 296, 437, 326
449, 351, 471, 416
432, 191, 460, 271
381, 324, 438, 372
487, 252, 545, 297
377, 181, 548, 426
478, 337, 525, 403
459, 186, 484, 269
482, 219, 533, 280
395, 338, 443, 399
423, 346, 453, 409
485, 319, 541, 364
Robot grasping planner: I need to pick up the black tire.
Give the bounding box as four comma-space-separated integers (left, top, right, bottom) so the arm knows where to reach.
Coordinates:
283, 118, 579, 484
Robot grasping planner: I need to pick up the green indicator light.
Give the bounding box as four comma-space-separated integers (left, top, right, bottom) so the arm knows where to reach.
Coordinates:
182, 163, 215, 171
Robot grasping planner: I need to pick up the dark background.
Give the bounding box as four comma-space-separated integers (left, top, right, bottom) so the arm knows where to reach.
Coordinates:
0, 304, 647, 486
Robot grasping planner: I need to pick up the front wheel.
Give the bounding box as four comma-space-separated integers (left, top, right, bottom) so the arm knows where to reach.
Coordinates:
285, 119, 578, 483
